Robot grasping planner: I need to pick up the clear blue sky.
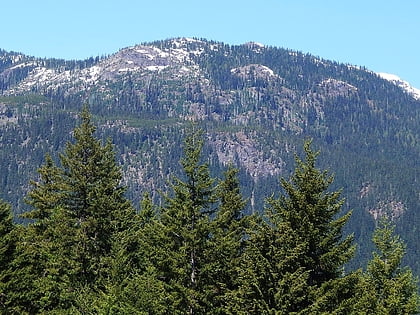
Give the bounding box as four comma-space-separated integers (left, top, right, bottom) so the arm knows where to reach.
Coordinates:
1, 0, 419, 88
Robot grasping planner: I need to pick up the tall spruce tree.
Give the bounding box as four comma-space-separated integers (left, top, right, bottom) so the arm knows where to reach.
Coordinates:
58, 106, 134, 287
22, 153, 64, 231
354, 218, 419, 314
4, 107, 135, 313
0, 200, 14, 279
0, 200, 16, 311
87, 192, 169, 314
230, 140, 356, 314
158, 127, 216, 314
16, 154, 78, 312
1, 156, 73, 314
204, 166, 248, 313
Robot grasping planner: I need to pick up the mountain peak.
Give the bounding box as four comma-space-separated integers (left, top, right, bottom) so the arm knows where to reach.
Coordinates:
377, 72, 420, 100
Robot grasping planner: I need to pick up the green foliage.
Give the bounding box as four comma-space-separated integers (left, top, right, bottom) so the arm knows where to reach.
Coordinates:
0, 199, 14, 269
1, 107, 136, 313
0, 94, 49, 107
58, 106, 135, 286
0, 200, 16, 310
1, 112, 418, 314
22, 154, 64, 228
157, 127, 217, 313
203, 166, 248, 313
354, 218, 420, 314
1, 39, 420, 278
229, 140, 356, 313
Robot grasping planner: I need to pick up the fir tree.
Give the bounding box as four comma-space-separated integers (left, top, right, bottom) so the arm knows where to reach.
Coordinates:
0, 200, 14, 278
22, 153, 64, 232
91, 192, 169, 314
0, 200, 16, 311
354, 218, 420, 314
4, 107, 135, 313
231, 140, 356, 314
204, 166, 248, 313
1, 155, 71, 313
159, 127, 216, 314
58, 106, 134, 286
1, 223, 49, 313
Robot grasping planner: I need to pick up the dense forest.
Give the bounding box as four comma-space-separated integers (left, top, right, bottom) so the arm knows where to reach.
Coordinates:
0, 37, 419, 286
0, 108, 418, 314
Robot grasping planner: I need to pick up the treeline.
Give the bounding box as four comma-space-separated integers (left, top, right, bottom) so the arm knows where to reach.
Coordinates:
0, 108, 419, 314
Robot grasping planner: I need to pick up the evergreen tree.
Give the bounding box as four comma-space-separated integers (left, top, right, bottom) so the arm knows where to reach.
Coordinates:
354, 218, 420, 314
1, 223, 49, 313
89, 192, 169, 314
204, 166, 248, 313
4, 107, 135, 313
1, 156, 71, 313
58, 106, 134, 287
230, 140, 356, 313
0, 200, 14, 278
158, 127, 216, 314
28, 206, 79, 313
0, 200, 16, 311
22, 153, 64, 231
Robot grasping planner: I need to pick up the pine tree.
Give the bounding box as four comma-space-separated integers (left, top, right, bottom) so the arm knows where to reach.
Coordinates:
0, 200, 16, 311
204, 166, 248, 313
228, 203, 312, 314
0, 155, 70, 313
1, 222, 51, 313
58, 106, 134, 287
230, 140, 356, 314
4, 107, 136, 313
90, 192, 169, 314
29, 206, 79, 313
354, 218, 420, 314
22, 153, 64, 231
0, 200, 14, 277
3, 151, 82, 313
158, 127, 216, 314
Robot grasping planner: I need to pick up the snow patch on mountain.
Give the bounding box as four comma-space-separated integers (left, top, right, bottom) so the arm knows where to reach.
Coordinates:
145, 65, 168, 72
377, 72, 420, 100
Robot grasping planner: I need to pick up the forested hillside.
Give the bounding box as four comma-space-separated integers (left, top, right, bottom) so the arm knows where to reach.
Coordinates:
0, 38, 419, 277
1, 109, 418, 313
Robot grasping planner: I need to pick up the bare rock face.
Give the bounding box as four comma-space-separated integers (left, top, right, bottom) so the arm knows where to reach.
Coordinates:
231, 64, 279, 81
209, 131, 283, 180
368, 200, 406, 221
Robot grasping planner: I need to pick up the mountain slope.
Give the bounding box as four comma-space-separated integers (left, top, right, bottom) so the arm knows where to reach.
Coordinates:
0, 38, 419, 274
377, 72, 420, 100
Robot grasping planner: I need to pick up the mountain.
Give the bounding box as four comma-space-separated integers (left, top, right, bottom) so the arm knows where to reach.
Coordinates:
0, 38, 419, 274
377, 72, 420, 100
